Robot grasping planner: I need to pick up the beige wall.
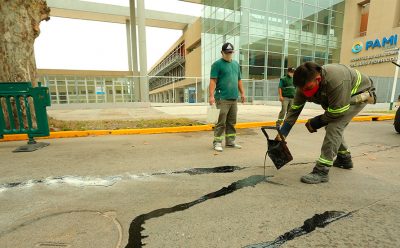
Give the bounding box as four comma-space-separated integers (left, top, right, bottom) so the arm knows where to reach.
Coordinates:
340, 0, 400, 77
184, 18, 201, 78
184, 18, 201, 50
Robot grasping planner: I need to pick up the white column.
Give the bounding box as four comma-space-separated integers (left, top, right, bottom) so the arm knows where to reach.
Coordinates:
129, 0, 140, 101
137, 0, 149, 102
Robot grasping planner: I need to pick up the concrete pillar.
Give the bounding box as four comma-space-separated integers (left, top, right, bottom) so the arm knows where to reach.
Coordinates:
137, 0, 149, 102
129, 0, 140, 101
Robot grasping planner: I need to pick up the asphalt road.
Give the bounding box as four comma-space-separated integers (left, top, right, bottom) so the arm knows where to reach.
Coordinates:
0, 121, 399, 247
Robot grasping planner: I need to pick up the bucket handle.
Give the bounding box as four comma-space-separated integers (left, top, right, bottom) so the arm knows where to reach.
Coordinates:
261, 126, 286, 141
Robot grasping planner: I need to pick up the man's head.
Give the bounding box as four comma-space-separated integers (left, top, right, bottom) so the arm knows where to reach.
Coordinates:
221, 42, 234, 61
293, 62, 322, 97
287, 67, 295, 77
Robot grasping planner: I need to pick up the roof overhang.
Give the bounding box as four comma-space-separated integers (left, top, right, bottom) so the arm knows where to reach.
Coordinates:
47, 0, 197, 29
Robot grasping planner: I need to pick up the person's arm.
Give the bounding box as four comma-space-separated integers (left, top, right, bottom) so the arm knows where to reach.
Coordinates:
209, 62, 219, 105
278, 78, 284, 102
238, 80, 245, 103
307, 80, 352, 132
209, 78, 216, 105
279, 89, 307, 138
278, 88, 283, 102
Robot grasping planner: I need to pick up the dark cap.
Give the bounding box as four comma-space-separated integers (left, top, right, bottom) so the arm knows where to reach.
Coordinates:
288, 67, 295, 73
222, 42, 234, 52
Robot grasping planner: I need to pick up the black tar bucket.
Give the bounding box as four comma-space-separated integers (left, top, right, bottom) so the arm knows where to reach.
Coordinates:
261, 126, 293, 169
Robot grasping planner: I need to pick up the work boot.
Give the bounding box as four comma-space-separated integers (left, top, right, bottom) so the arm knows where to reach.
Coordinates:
300, 165, 329, 184
214, 142, 223, 152
226, 142, 242, 149
333, 153, 353, 169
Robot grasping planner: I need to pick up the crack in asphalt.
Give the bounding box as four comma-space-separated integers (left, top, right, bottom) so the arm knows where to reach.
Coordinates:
0, 166, 245, 193
243, 193, 400, 248
125, 175, 272, 248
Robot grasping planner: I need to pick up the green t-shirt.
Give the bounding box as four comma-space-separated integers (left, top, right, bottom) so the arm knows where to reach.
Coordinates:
210, 58, 241, 100
279, 75, 296, 98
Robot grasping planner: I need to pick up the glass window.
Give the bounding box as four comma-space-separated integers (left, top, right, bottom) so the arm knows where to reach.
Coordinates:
332, 1, 345, 12
240, 31, 249, 49
315, 39, 328, 47
249, 26, 266, 36
268, 13, 284, 33
317, 8, 330, 24
241, 65, 250, 79
288, 41, 300, 55
304, 0, 317, 5
329, 26, 343, 42
267, 52, 283, 68
287, 1, 302, 18
250, 10, 267, 26
331, 11, 344, 27
302, 20, 315, 33
303, 4, 316, 21
314, 57, 326, 66
300, 55, 313, 63
318, 0, 332, 9
287, 17, 301, 41
249, 36, 267, 51
328, 48, 340, 63
287, 17, 302, 30
240, 50, 249, 66
249, 50, 265, 66
249, 66, 265, 79
267, 67, 282, 80
301, 44, 314, 57
268, 0, 284, 14
314, 47, 327, 58
268, 39, 283, 53
241, 8, 250, 27
250, 0, 267, 11
285, 54, 299, 68
317, 23, 328, 36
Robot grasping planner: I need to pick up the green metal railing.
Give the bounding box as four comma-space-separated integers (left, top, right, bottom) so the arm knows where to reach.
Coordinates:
0, 82, 51, 142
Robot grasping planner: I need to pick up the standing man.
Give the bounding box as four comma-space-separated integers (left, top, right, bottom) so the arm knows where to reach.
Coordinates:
279, 62, 376, 184
276, 67, 296, 127
209, 42, 246, 152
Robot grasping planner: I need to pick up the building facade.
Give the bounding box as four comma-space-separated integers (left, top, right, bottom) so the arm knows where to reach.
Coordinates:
148, 18, 203, 103
202, 0, 345, 102
340, 0, 400, 103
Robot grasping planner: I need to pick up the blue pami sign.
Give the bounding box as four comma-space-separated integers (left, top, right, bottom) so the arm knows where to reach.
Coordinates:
365, 34, 398, 50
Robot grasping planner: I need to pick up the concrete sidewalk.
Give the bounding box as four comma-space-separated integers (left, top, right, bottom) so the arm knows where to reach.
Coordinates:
47, 102, 393, 123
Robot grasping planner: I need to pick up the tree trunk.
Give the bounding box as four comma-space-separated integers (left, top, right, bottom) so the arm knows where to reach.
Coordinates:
0, 0, 50, 130
0, 0, 50, 84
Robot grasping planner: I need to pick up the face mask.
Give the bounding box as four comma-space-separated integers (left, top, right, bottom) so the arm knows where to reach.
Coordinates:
302, 77, 321, 97
302, 84, 320, 97
222, 52, 233, 61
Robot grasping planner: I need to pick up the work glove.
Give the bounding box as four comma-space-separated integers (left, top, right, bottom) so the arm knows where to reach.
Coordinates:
305, 120, 317, 133
306, 115, 328, 133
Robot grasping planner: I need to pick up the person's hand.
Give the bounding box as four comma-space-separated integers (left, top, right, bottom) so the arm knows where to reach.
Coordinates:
279, 96, 284, 102
209, 96, 215, 105
305, 120, 317, 133
240, 94, 246, 103
275, 134, 285, 141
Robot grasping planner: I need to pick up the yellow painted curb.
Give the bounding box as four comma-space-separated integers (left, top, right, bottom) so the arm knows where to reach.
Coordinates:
236, 121, 276, 129
375, 115, 395, 121
0, 115, 395, 142
352, 116, 373, 122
